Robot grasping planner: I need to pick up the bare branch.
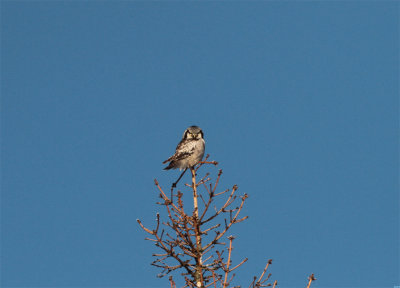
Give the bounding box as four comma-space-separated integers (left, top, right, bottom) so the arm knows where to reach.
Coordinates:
138, 155, 309, 288
169, 276, 176, 288
223, 236, 234, 287
257, 259, 273, 284
137, 219, 154, 235
306, 274, 316, 288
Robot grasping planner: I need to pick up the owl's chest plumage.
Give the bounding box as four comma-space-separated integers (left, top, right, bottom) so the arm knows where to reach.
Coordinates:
174, 138, 205, 169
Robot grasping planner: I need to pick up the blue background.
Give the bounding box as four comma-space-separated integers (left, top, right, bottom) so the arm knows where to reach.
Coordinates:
1, 2, 398, 288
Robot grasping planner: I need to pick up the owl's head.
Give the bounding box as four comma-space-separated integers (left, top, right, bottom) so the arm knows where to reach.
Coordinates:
183, 125, 204, 140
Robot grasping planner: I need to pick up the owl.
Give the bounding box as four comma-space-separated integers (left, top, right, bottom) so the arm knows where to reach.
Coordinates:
163, 126, 205, 170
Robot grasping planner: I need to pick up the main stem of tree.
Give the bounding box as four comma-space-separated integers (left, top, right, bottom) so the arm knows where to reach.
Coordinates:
191, 168, 204, 288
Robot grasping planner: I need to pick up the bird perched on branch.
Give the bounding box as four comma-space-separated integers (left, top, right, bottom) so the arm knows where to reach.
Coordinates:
163, 126, 205, 170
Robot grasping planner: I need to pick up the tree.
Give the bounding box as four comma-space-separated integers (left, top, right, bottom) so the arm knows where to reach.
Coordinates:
137, 155, 315, 288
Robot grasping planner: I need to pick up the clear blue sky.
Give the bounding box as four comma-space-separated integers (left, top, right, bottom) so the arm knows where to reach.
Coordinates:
1, 2, 398, 288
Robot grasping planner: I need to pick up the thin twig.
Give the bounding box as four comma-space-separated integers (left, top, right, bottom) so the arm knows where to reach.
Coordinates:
223, 236, 234, 287
257, 259, 273, 284
306, 274, 316, 288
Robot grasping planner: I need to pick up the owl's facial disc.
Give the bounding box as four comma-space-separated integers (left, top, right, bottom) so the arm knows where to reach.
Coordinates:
183, 126, 203, 140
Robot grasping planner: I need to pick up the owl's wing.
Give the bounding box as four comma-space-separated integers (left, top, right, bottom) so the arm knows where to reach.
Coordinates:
162, 139, 196, 164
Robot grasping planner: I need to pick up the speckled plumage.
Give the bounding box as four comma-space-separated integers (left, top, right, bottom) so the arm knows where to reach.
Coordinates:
163, 126, 205, 170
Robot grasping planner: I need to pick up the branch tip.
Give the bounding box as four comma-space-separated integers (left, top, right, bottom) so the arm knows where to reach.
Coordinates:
306, 273, 316, 288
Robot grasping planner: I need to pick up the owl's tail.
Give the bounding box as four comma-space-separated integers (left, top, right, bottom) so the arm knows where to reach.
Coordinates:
163, 161, 174, 170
